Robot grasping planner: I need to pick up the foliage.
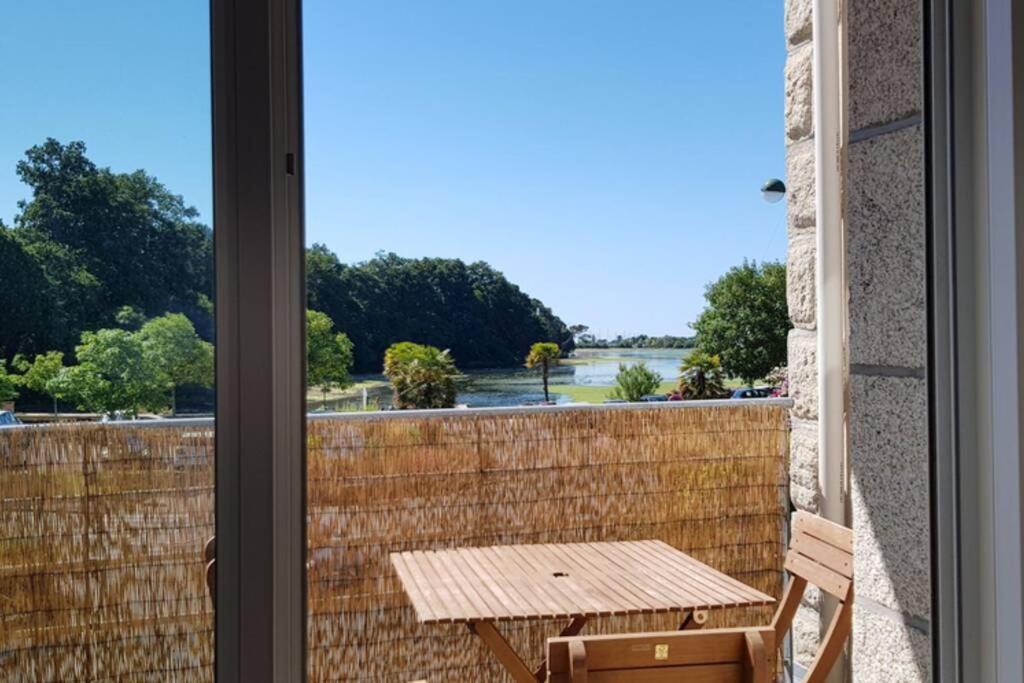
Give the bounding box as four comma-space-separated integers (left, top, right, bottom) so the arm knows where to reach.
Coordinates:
576, 333, 695, 349
0, 227, 58, 358
383, 342, 459, 410
307, 247, 573, 373
115, 305, 148, 330
53, 329, 166, 417
609, 363, 663, 402
0, 362, 19, 402
12, 351, 64, 413
525, 342, 561, 403
692, 260, 790, 385
9, 139, 213, 353
138, 314, 214, 414
678, 350, 727, 400
307, 309, 355, 403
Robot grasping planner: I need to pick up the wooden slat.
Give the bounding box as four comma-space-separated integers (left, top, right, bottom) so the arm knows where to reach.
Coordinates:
548, 544, 651, 614
784, 552, 851, 600
646, 542, 774, 606
460, 546, 533, 620
793, 511, 853, 553
423, 550, 484, 621
599, 542, 710, 610
550, 663, 744, 683
548, 627, 774, 672
607, 542, 721, 608
389, 553, 440, 622
791, 531, 853, 578
391, 540, 775, 624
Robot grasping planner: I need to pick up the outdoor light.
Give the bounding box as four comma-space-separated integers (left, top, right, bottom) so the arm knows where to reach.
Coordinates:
761, 178, 787, 204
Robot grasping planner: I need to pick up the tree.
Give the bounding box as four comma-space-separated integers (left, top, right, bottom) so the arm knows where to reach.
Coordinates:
115, 305, 147, 330
307, 309, 355, 407
138, 314, 214, 415
692, 260, 790, 385
306, 248, 574, 373
12, 351, 64, 414
54, 328, 166, 417
0, 362, 19, 404
525, 342, 561, 404
383, 342, 458, 410
609, 363, 663, 402
678, 350, 727, 400
11, 139, 212, 348
568, 324, 590, 342
0, 228, 55, 357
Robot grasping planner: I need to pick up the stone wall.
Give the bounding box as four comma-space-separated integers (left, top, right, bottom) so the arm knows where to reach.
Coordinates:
783, 0, 825, 668
783, 0, 931, 679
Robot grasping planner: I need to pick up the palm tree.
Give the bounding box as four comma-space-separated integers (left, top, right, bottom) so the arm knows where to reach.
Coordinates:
678, 350, 727, 400
525, 342, 561, 403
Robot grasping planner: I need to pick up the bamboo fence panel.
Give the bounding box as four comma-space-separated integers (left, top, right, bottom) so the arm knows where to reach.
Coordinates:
306, 403, 789, 682
0, 402, 788, 682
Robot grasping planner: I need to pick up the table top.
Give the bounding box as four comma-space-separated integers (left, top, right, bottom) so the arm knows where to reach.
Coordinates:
390, 540, 775, 624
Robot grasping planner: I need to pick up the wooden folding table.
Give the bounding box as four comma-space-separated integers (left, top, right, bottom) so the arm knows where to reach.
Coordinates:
391, 540, 775, 682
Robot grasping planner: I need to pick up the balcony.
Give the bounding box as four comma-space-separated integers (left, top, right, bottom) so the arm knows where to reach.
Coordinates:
0, 399, 790, 681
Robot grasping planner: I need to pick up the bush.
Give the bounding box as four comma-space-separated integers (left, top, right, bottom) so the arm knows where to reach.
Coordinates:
609, 363, 663, 402
383, 342, 459, 410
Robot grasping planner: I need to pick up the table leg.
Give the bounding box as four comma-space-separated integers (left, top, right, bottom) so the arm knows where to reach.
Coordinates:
468, 621, 537, 683
532, 617, 588, 681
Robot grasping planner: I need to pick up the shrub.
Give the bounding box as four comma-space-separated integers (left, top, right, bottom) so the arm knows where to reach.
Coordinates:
609, 363, 663, 402
383, 342, 459, 410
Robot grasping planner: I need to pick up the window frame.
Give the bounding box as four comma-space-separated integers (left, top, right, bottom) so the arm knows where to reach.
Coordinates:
211, 0, 307, 680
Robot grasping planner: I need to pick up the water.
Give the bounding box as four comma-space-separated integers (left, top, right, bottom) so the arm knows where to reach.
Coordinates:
349, 348, 692, 409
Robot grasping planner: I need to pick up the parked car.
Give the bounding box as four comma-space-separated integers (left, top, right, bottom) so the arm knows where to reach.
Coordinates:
0, 411, 21, 426
730, 387, 773, 400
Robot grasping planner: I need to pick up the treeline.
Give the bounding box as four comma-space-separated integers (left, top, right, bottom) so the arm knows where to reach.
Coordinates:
576, 334, 695, 349
307, 247, 572, 373
1, 139, 573, 389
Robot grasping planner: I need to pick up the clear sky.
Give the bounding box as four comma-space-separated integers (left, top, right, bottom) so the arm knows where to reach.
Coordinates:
1, 1, 786, 338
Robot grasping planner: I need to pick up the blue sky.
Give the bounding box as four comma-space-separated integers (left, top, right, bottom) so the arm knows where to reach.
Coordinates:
1, 1, 786, 337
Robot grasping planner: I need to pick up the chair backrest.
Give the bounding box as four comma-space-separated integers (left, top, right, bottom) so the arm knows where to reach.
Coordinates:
547, 627, 775, 683
771, 511, 854, 683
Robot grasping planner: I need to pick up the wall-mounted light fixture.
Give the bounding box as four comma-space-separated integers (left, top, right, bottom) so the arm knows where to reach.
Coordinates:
760, 178, 787, 204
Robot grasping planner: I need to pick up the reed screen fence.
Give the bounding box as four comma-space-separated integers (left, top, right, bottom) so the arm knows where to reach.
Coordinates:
0, 402, 789, 681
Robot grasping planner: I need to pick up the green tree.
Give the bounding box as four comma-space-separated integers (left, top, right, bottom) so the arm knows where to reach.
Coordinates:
0, 228, 55, 357
306, 247, 574, 373
692, 260, 790, 385
12, 139, 212, 346
115, 305, 147, 330
609, 363, 663, 402
0, 362, 19, 404
54, 328, 166, 418
307, 309, 355, 407
12, 351, 65, 414
138, 314, 214, 415
678, 350, 727, 400
383, 342, 458, 410
525, 342, 561, 403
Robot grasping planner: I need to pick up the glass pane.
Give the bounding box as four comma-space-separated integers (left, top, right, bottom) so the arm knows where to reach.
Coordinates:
0, 3, 214, 680
303, 2, 788, 680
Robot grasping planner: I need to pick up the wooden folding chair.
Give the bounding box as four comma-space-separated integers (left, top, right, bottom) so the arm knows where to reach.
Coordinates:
547, 512, 853, 683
